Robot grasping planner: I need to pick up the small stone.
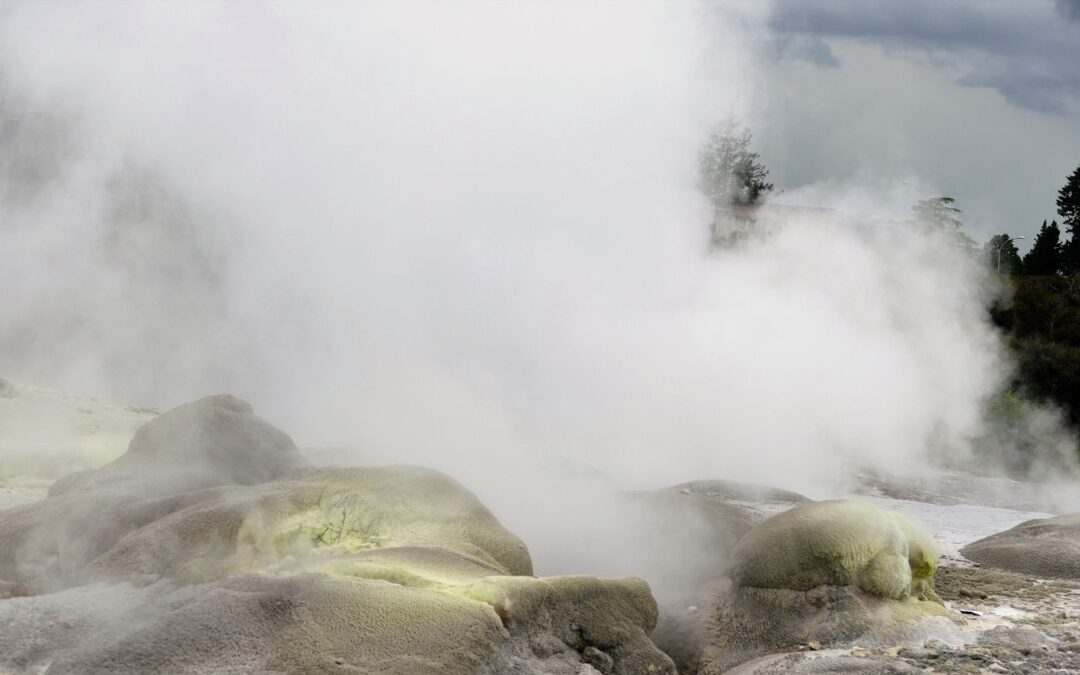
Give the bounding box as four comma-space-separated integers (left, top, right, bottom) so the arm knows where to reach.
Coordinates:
582, 646, 613, 675
807, 641, 822, 651
988, 664, 1008, 674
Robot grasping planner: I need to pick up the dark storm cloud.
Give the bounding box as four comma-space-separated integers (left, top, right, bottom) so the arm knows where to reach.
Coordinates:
1058, 0, 1080, 21
769, 0, 1080, 114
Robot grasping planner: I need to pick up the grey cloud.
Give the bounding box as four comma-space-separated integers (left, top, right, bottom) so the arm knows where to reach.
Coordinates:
769, 0, 1080, 114
771, 33, 839, 67
1058, 0, 1080, 21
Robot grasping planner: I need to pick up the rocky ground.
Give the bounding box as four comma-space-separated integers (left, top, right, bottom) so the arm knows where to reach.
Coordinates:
708, 556, 1080, 674
5, 383, 1080, 673
646, 472, 1080, 674
0, 393, 675, 674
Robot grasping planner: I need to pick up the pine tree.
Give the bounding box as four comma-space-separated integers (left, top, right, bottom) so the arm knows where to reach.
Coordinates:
1058, 166, 1080, 274
698, 120, 773, 208
913, 197, 963, 230
1023, 220, 1063, 276
1058, 165, 1080, 231
985, 234, 1024, 276
913, 196, 976, 251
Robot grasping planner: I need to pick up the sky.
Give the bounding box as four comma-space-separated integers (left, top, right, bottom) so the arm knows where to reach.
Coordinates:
752, 0, 1080, 249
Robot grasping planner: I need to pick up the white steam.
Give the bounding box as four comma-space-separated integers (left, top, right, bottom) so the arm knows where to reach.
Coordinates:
0, 1, 1069, 576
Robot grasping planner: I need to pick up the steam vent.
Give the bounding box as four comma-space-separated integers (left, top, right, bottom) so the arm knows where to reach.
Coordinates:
5, 3, 1080, 673
7, 391, 1080, 673
0, 396, 675, 674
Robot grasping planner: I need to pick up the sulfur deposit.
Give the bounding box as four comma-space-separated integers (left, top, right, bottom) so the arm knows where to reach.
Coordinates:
699, 500, 950, 673
0, 395, 674, 674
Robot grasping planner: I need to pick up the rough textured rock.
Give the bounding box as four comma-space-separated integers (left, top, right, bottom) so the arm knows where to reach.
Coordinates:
726, 652, 922, 674
49, 394, 308, 498
699, 501, 950, 673
0, 394, 311, 592
976, 625, 1057, 653
87, 465, 534, 584
0, 394, 676, 674
728, 500, 938, 601
0, 484, 232, 592
1, 572, 674, 675
467, 575, 674, 675
0, 574, 511, 674
638, 480, 810, 674
961, 513, 1080, 580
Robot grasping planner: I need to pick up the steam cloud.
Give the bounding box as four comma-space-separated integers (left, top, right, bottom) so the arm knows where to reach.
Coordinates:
0, 1, 1073, 577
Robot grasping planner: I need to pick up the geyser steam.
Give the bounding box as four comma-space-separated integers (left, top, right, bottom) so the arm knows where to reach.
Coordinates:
0, 1, 1063, 579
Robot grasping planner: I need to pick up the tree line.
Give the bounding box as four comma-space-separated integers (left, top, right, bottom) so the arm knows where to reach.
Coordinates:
699, 122, 1080, 462
986, 165, 1080, 431
988, 166, 1080, 278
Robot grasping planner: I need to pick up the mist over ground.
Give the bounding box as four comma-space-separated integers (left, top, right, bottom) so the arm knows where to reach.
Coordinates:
2, 1, 1076, 581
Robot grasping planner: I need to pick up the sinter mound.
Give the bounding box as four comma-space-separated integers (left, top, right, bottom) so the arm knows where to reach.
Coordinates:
0, 394, 675, 674
699, 500, 950, 673
961, 513, 1080, 580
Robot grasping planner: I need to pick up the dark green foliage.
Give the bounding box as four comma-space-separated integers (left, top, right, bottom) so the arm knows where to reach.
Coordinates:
1012, 338, 1080, 426
980, 174, 1080, 465
1059, 166, 1080, 274
1061, 238, 1080, 276
1022, 220, 1062, 276
1058, 165, 1080, 231
1007, 275, 1080, 346
984, 234, 1024, 276
993, 274, 1080, 425
698, 120, 773, 208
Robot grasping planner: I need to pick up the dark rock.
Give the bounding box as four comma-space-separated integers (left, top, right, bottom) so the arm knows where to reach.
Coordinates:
962, 514, 1080, 580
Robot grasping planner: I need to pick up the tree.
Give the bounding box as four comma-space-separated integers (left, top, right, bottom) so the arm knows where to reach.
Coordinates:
985, 234, 1024, 276
698, 120, 773, 208
913, 196, 976, 251
1058, 165, 1080, 231
1023, 220, 1062, 276
1058, 166, 1080, 273
913, 196, 963, 229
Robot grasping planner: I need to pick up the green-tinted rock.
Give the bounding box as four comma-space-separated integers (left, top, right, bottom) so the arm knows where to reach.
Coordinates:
0, 394, 676, 674
89, 465, 532, 584
701, 500, 951, 673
